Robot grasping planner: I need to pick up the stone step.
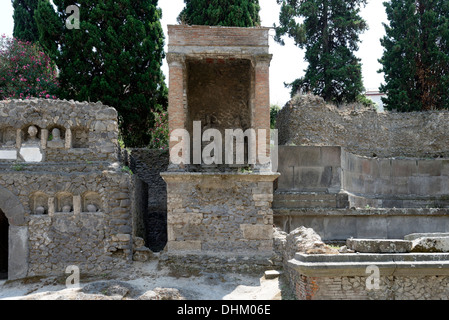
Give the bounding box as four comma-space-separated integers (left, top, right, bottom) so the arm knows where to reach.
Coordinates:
273, 192, 348, 209
272, 199, 337, 209
273, 192, 339, 201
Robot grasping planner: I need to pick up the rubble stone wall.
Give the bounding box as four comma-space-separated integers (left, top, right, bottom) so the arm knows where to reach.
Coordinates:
289, 272, 449, 300
0, 99, 133, 279
276, 94, 449, 158
161, 172, 277, 253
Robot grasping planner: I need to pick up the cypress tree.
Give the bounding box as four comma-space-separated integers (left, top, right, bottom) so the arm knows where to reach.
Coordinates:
34, 0, 61, 61
178, 0, 261, 27
274, 0, 368, 104
379, 0, 449, 111
12, 0, 40, 42
35, 0, 168, 147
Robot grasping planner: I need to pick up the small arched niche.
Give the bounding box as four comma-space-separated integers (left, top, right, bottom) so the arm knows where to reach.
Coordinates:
71, 126, 89, 149
55, 192, 73, 213
30, 192, 49, 215
0, 127, 16, 148
82, 191, 102, 213
47, 125, 66, 149
21, 125, 41, 146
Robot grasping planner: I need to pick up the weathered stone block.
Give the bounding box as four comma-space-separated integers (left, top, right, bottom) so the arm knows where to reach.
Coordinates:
241, 224, 272, 240
346, 238, 412, 253
410, 237, 449, 253
167, 240, 202, 251
167, 212, 203, 225
112, 233, 131, 242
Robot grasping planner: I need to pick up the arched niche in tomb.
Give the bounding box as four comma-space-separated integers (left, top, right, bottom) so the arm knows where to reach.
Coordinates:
46, 125, 66, 149
55, 192, 73, 213
71, 126, 89, 149
19, 125, 43, 162
29, 192, 49, 215
0, 185, 28, 280
82, 191, 102, 213
0, 127, 18, 161
0, 127, 16, 148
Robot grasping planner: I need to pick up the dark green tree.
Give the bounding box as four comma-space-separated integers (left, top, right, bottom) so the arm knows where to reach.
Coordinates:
274, 0, 368, 104
12, 0, 40, 42
379, 0, 449, 111
35, 0, 168, 147
177, 0, 261, 27
34, 0, 61, 61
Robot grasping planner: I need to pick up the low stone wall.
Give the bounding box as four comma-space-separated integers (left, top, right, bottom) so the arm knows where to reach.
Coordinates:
342, 150, 449, 208
159, 251, 279, 274
286, 253, 449, 300
274, 207, 449, 241
276, 94, 449, 158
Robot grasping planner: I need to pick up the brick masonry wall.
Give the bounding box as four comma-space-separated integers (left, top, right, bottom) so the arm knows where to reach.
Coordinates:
168, 25, 270, 48
166, 25, 273, 170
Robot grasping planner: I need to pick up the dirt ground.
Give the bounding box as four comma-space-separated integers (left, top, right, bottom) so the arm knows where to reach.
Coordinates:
0, 257, 293, 300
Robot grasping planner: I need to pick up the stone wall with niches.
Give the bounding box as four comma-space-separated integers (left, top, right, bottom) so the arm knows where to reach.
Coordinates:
0, 99, 134, 279
0, 99, 119, 163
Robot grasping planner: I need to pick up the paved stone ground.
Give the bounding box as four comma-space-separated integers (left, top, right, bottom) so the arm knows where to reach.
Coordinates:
0, 257, 292, 300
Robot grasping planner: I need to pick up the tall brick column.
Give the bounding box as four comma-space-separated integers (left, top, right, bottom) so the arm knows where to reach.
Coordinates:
253, 54, 273, 172
166, 52, 187, 171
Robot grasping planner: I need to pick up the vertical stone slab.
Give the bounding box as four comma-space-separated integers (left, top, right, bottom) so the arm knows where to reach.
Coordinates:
65, 128, 72, 149
48, 197, 55, 217
16, 128, 22, 149
73, 195, 81, 215
40, 129, 48, 150
8, 225, 28, 280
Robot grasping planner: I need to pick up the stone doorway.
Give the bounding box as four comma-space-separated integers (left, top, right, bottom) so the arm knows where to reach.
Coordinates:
0, 210, 8, 280
0, 185, 28, 280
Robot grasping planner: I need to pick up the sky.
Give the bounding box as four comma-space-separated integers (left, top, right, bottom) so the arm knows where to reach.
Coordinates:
0, 0, 388, 106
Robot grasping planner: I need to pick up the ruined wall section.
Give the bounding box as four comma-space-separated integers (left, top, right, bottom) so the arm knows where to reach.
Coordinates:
125, 148, 169, 252
277, 94, 449, 158
0, 99, 119, 163
0, 99, 134, 278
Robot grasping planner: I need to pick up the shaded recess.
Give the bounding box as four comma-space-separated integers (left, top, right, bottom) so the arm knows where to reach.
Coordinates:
0, 210, 8, 280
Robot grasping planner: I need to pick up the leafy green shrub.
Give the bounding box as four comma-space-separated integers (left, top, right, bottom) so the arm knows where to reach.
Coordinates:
0, 35, 58, 100
148, 110, 168, 150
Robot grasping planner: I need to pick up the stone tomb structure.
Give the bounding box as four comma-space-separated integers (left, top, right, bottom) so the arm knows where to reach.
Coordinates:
161, 25, 280, 270
0, 99, 134, 280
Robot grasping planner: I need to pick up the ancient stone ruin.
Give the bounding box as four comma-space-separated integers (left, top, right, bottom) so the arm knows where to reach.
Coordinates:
274, 95, 449, 300
0, 99, 134, 280
160, 25, 279, 270
1, 25, 449, 301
